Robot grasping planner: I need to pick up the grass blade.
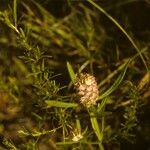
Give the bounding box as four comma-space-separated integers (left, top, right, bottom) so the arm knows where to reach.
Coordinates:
90, 112, 103, 142
45, 100, 78, 108
98, 60, 130, 100
13, 0, 17, 27
67, 61, 76, 84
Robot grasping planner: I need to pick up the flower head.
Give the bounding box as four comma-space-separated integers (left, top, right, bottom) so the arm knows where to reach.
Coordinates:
75, 73, 99, 107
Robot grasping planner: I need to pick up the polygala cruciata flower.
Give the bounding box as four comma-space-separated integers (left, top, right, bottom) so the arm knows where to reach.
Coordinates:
75, 73, 99, 108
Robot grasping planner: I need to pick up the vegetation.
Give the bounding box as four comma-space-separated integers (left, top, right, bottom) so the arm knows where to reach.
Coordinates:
0, 0, 149, 149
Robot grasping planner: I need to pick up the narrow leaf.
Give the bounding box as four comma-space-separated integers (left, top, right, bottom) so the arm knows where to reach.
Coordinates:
90, 112, 103, 141
98, 60, 130, 100
67, 61, 76, 83
13, 0, 17, 27
97, 97, 109, 113
45, 100, 78, 108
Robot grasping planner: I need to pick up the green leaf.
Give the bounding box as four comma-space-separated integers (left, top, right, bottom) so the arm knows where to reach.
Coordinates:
45, 100, 78, 108
90, 112, 103, 141
97, 97, 109, 113
66, 61, 76, 84
76, 116, 81, 132
98, 60, 130, 100
13, 0, 17, 27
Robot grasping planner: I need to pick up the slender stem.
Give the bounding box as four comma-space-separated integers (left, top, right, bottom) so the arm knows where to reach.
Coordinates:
13, 0, 17, 27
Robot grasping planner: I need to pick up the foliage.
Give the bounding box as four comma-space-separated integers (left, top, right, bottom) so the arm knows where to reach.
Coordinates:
0, 0, 149, 150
